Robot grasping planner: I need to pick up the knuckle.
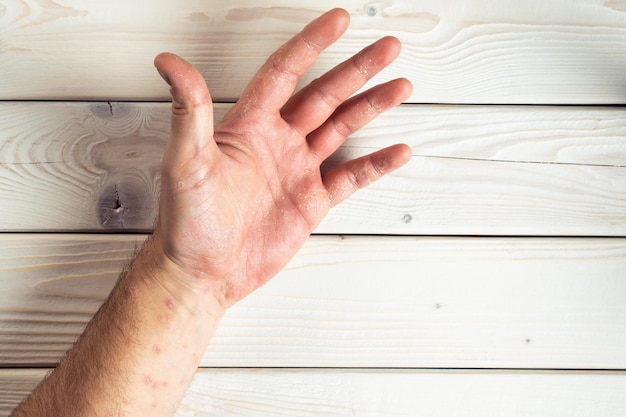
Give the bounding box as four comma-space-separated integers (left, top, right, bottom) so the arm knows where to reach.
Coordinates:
268, 52, 301, 83
351, 53, 371, 81
298, 33, 322, 52
312, 82, 343, 110
331, 116, 355, 138
364, 93, 383, 116
347, 162, 375, 190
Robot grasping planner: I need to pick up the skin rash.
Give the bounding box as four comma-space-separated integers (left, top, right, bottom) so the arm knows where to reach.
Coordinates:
10, 8, 411, 417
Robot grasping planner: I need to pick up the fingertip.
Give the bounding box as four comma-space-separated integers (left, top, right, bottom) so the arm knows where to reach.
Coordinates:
377, 143, 412, 173
154, 52, 177, 85
386, 35, 402, 46
396, 143, 413, 166
327, 8, 351, 26
154, 52, 174, 68
379, 78, 413, 106
382, 36, 402, 56
153, 52, 193, 83
309, 8, 351, 41
154, 53, 192, 87
153, 53, 212, 109
396, 77, 414, 101
361, 36, 402, 73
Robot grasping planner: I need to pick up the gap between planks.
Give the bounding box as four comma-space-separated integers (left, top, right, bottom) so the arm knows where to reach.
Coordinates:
1, 234, 625, 369
2, 0, 626, 104
1, 102, 626, 234
2, 368, 626, 417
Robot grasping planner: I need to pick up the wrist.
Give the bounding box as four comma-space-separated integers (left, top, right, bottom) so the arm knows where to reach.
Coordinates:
127, 231, 228, 320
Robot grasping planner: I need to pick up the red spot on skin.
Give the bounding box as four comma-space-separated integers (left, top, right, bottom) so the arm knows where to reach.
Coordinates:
153, 344, 162, 354
128, 286, 137, 297
145, 375, 152, 384
165, 298, 175, 309
161, 381, 168, 388
151, 401, 158, 408
152, 382, 159, 389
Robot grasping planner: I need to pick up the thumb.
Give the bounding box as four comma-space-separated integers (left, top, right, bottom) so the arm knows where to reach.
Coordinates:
154, 53, 217, 161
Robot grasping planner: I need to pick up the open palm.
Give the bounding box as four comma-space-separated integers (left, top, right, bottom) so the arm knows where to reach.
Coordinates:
153, 9, 412, 307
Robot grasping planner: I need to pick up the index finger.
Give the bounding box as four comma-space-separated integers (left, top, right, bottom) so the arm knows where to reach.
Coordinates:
238, 8, 350, 113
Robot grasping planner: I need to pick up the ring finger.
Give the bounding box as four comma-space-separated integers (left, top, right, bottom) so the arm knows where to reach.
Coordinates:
306, 77, 412, 161
280, 36, 402, 135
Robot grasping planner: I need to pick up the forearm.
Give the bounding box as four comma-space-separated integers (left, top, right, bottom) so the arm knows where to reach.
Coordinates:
11, 234, 225, 417
10, 8, 409, 416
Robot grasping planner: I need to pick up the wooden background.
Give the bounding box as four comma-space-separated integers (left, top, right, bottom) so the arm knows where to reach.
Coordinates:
1, 0, 626, 414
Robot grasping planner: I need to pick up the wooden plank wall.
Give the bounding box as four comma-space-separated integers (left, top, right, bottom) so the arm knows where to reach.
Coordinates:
1, 0, 625, 414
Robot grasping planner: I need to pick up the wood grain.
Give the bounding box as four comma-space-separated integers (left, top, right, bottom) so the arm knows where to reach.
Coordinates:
0, 0, 625, 103
3, 1, 626, 414
1, 102, 626, 234
1, 234, 625, 368
2, 368, 626, 416
0, 102, 166, 231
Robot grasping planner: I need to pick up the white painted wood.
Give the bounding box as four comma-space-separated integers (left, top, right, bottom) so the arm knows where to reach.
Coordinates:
0, 102, 167, 232
1, 0, 625, 103
1, 234, 625, 368
0, 369, 43, 416
2, 368, 626, 416
1, 102, 625, 235
3, 1, 625, 415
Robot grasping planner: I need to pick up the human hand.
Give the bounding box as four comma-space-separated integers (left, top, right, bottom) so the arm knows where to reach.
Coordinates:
152, 8, 412, 308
